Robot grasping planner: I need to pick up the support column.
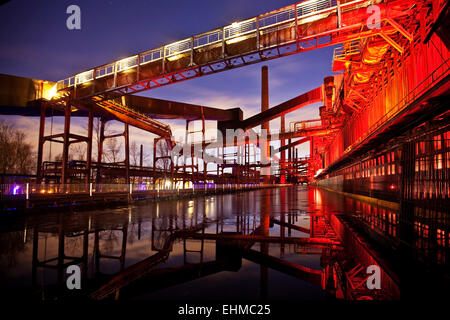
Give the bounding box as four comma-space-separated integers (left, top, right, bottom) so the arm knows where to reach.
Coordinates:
139, 144, 143, 186
124, 123, 130, 185
280, 114, 286, 184
153, 138, 157, 189
183, 120, 189, 189
140, 144, 143, 168
61, 102, 71, 186
202, 108, 207, 184
86, 108, 94, 185
96, 118, 106, 185
169, 138, 174, 189
288, 138, 292, 182
261, 66, 271, 183
310, 136, 314, 180
36, 104, 46, 184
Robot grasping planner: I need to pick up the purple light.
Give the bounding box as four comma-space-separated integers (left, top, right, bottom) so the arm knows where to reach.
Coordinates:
12, 185, 21, 195
138, 183, 147, 191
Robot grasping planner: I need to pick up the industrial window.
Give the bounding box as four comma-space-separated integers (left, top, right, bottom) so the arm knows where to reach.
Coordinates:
420, 158, 426, 171
437, 229, 446, 247
434, 154, 443, 170
434, 135, 442, 150
416, 141, 425, 154
447, 152, 450, 168
444, 131, 450, 148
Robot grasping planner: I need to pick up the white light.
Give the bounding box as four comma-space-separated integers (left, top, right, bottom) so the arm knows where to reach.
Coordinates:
44, 84, 58, 100
227, 36, 246, 44
231, 22, 240, 28
167, 54, 182, 61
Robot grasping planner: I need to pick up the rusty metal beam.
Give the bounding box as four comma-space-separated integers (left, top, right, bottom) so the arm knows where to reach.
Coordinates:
123, 95, 243, 121
239, 87, 322, 130
278, 137, 310, 153
187, 233, 341, 246
241, 248, 322, 287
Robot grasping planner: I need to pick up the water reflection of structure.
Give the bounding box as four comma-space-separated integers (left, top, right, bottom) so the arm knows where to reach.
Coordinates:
26, 190, 414, 301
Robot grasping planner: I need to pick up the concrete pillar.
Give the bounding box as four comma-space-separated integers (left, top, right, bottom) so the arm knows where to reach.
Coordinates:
261, 66, 271, 183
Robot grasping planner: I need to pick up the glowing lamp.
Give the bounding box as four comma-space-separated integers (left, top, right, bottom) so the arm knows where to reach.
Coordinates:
167, 54, 182, 61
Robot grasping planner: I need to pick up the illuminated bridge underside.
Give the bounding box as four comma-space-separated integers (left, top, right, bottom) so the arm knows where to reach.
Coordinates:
57, 0, 413, 101
314, 0, 450, 203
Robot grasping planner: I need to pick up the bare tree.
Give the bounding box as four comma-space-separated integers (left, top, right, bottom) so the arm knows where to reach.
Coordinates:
105, 137, 122, 163
0, 121, 35, 175
130, 141, 150, 166
130, 141, 139, 166
71, 143, 86, 161
155, 138, 171, 171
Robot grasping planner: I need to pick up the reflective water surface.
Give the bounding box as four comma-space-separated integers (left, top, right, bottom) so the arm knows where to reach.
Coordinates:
0, 186, 448, 301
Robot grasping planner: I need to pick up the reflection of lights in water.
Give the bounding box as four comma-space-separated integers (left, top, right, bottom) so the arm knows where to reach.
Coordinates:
314, 189, 322, 205
156, 203, 159, 218
88, 216, 92, 231
128, 209, 132, 223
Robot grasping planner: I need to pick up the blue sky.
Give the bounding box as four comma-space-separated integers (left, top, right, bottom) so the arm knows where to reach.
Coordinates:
0, 0, 338, 162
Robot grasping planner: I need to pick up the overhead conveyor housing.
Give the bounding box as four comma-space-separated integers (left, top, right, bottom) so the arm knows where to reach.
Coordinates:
54, 0, 412, 100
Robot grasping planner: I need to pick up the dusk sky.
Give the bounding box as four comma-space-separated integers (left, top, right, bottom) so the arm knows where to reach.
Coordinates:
0, 0, 339, 161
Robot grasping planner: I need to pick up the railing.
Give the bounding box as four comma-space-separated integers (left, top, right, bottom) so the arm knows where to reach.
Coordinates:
0, 182, 266, 199
56, 0, 342, 90
333, 40, 361, 62
291, 119, 325, 131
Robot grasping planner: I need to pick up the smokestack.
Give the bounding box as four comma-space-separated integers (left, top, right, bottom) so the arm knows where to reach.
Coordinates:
261, 66, 271, 183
